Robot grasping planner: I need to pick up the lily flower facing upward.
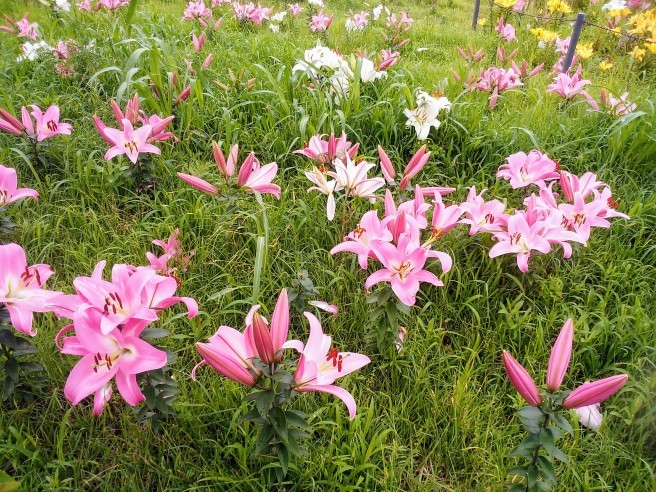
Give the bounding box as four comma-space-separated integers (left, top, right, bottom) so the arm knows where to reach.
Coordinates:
284, 312, 370, 419
30, 105, 73, 142
404, 90, 452, 141
103, 119, 160, 164
496, 150, 560, 189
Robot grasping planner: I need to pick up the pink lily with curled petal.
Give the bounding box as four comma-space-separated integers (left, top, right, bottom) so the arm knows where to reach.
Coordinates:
489, 213, 552, 272
330, 210, 392, 269
558, 193, 611, 242
0, 243, 61, 336
236, 151, 281, 199
58, 310, 167, 415
496, 150, 560, 189
140, 273, 198, 319
429, 192, 462, 239
103, 119, 160, 164
460, 186, 509, 235
284, 312, 370, 419
30, 105, 73, 142
559, 170, 605, 202
0, 164, 38, 207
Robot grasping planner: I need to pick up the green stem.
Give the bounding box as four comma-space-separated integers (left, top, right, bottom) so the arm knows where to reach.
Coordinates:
526, 412, 550, 492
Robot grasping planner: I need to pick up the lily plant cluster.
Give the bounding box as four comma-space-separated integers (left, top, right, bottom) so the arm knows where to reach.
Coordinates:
502, 319, 628, 491
467, 150, 628, 272
193, 289, 370, 474
0, 104, 73, 143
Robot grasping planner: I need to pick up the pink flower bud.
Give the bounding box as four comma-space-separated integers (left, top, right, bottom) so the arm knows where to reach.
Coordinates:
177, 172, 219, 194
502, 350, 542, 406
563, 374, 628, 409
546, 318, 573, 391
252, 312, 275, 364
378, 145, 396, 183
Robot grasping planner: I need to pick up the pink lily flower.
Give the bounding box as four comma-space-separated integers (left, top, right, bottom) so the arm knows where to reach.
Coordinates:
194, 324, 261, 386
563, 374, 628, 409
0, 164, 38, 207
600, 90, 636, 117
558, 193, 611, 242
103, 119, 161, 164
58, 310, 167, 415
559, 170, 605, 202
460, 186, 509, 235
77, 0, 92, 11
596, 187, 630, 220
0, 243, 61, 336
547, 65, 599, 109
489, 213, 552, 272
546, 318, 573, 391
183, 0, 212, 20
289, 3, 303, 16
377, 49, 400, 70
213, 141, 238, 177
429, 192, 462, 239
236, 151, 281, 199
284, 312, 370, 419
30, 105, 73, 142
310, 11, 333, 32
140, 114, 176, 143
140, 273, 198, 319
15, 14, 39, 40
294, 132, 359, 166
377, 145, 396, 183
366, 233, 449, 306
330, 210, 393, 269
495, 18, 517, 42
502, 350, 542, 406
71, 261, 159, 334
177, 173, 219, 194
383, 188, 430, 232
496, 150, 560, 189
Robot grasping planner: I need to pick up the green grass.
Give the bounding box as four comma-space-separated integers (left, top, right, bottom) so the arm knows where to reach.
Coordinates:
1, 0, 655, 490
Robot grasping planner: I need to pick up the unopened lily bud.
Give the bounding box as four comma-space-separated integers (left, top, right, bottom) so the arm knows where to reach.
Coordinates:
502, 350, 542, 407
546, 318, 573, 391
252, 312, 275, 364
563, 374, 628, 409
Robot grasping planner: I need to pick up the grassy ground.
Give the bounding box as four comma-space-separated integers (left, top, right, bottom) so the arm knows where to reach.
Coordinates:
1, 0, 655, 490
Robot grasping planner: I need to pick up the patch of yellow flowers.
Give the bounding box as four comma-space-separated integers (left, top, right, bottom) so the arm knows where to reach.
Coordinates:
547, 0, 572, 14
576, 42, 594, 59
628, 8, 656, 61
530, 28, 559, 42
494, 0, 518, 8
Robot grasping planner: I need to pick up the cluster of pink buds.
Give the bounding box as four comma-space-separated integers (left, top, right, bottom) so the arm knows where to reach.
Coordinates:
52, 260, 198, 415
178, 142, 280, 199
0, 104, 73, 142
194, 289, 370, 419
464, 150, 629, 272
456, 45, 485, 64
503, 318, 628, 428
93, 94, 176, 164
470, 66, 524, 110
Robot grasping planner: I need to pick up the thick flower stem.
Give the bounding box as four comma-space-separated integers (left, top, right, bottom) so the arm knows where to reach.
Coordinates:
526, 412, 550, 492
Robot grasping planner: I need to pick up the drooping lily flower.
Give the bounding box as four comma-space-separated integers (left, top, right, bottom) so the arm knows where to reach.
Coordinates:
284, 312, 370, 419
330, 210, 393, 269
305, 167, 339, 220
573, 403, 603, 430
58, 310, 167, 415
0, 164, 38, 207
0, 243, 61, 336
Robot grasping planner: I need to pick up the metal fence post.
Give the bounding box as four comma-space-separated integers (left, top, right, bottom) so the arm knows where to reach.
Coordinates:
472, 0, 481, 29
562, 13, 586, 73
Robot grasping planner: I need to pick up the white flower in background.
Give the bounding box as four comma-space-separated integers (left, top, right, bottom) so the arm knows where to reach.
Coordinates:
54, 0, 72, 11
345, 19, 361, 31
602, 0, 627, 9
270, 23, 280, 32
404, 90, 452, 140
271, 11, 286, 22
305, 167, 339, 220
308, 0, 324, 7
329, 71, 350, 99
357, 57, 386, 83
292, 43, 345, 75
17, 40, 51, 62
573, 404, 603, 430
372, 4, 389, 20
